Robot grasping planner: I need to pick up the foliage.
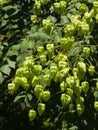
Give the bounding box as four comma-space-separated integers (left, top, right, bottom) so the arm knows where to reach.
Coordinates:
0, 0, 98, 130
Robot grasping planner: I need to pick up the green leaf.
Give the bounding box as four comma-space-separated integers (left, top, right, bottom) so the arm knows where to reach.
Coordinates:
0, 65, 11, 75
14, 95, 26, 103
0, 72, 4, 84
27, 93, 33, 101
7, 58, 16, 69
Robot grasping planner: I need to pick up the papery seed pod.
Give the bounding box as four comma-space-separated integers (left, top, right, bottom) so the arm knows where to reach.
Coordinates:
76, 103, 85, 116
28, 109, 36, 121
34, 85, 44, 98
41, 91, 50, 102
8, 83, 16, 95
37, 103, 46, 116
83, 47, 90, 59
94, 101, 98, 112
88, 65, 95, 76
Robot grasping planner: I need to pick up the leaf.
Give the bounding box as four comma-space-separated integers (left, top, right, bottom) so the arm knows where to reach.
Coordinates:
60, 15, 69, 25
27, 93, 33, 101
0, 65, 11, 75
7, 58, 16, 69
14, 95, 26, 103
0, 72, 4, 84
47, 15, 57, 23
1, 20, 8, 27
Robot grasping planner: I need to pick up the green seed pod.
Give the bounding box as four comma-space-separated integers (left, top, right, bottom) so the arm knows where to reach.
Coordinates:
37, 46, 44, 54
79, 3, 88, 14
50, 65, 58, 78
60, 1, 66, 13
78, 22, 90, 36
66, 88, 73, 97
32, 76, 39, 88
31, 15, 37, 24
60, 81, 67, 92
93, 1, 98, 9
41, 91, 50, 102
46, 43, 54, 58
43, 74, 51, 87
28, 109, 36, 121
60, 37, 75, 51
20, 77, 30, 90
64, 24, 75, 37
83, 47, 90, 59
40, 54, 47, 66
53, 2, 60, 13
34, 0, 41, 15
56, 53, 68, 62
0, 0, 3, 9
76, 103, 85, 116
74, 86, 82, 97
81, 81, 89, 93
23, 56, 34, 68
8, 83, 16, 95
59, 68, 69, 80
34, 65, 42, 75
66, 76, 75, 89
58, 60, 68, 70
88, 65, 95, 76
94, 101, 98, 112
77, 62, 86, 80
34, 85, 44, 98
96, 82, 98, 91
61, 93, 71, 107
16, 68, 24, 77
37, 103, 46, 116
42, 19, 53, 35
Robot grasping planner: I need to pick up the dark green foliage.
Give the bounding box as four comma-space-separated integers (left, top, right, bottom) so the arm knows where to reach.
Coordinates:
0, 0, 98, 130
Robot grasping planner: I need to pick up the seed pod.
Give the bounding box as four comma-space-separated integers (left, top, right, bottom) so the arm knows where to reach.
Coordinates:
43, 74, 51, 86
34, 85, 44, 98
60, 81, 67, 92
41, 91, 50, 102
28, 109, 36, 121
37, 46, 44, 54
50, 65, 58, 78
88, 65, 95, 76
42, 19, 53, 35
81, 81, 89, 93
94, 101, 98, 112
46, 43, 54, 58
96, 82, 98, 90
61, 93, 71, 107
77, 62, 86, 80
83, 47, 90, 59
93, 1, 98, 8
34, 65, 42, 75
64, 24, 75, 37
53, 2, 60, 13
0, 0, 3, 9
37, 103, 46, 116
66, 76, 75, 89
60, 1, 66, 13
40, 54, 47, 66
8, 83, 16, 95
32, 76, 39, 88
60, 37, 74, 51
58, 61, 68, 70
79, 3, 88, 14
76, 103, 85, 116
31, 15, 37, 24
66, 88, 73, 97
